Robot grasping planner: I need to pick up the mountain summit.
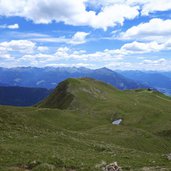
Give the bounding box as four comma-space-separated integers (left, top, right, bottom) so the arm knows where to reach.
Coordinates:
37, 78, 119, 109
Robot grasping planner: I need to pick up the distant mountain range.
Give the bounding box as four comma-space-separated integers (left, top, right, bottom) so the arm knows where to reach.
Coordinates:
0, 67, 147, 90
161, 71, 171, 79
118, 70, 171, 95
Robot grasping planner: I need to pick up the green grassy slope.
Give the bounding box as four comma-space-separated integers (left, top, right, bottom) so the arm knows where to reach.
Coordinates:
1, 78, 171, 171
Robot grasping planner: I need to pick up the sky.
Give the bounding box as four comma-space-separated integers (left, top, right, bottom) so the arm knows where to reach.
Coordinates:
0, 0, 171, 70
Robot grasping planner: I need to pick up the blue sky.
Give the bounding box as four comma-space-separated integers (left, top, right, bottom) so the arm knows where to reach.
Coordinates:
0, 0, 171, 70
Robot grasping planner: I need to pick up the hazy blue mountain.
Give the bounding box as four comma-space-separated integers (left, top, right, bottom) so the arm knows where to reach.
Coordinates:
0, 67, 147, 90
0, 82, 9, 86
0, 86, 50, 106
118, 70, 171, 95
86, 68, 146, 90
160, 71, 171, 79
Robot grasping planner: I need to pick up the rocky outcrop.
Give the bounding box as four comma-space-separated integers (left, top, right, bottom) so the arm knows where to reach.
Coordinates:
104, 162, 122, 171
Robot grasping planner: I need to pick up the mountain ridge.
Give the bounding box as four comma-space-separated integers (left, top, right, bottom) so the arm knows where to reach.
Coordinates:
0, 67, 147, 90
38, 77, 168, 111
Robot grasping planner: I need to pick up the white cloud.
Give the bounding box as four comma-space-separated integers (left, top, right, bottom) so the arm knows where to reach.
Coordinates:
0, 40, 36, 54
16, 46, 123, 67
106, 58, 171, 71
92, 41, 169, 57
88, 0, 171, 17
7, 24, 19, 29
1, 42, 171, 70
0, 23, 19, 29
119, 19, 171, 43
115, 18, 171, 55
129, 0, 171, 16
138, 58, 171, 70
0, 0, 139, 30
142, 58, 166, 65
117, 41, 165, 54
88, 4, 139, 30
32, 31, 89, 45
0, 51, 13, 59
68, 32, 89, 45
110, 40, 171, 56
0, 0, 171, 30
0, 38, 170, 69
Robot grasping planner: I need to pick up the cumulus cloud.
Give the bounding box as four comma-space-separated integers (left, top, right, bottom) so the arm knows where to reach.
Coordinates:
0, 35, 170, 69
11, 46, 123, 68
0, 23, 19, 29
68, 32, 89, 45
110, 39, 171, 56
0, 0, 139, 30
88, 4, 139, 30
88, 0, 171, 17
1, 0, 171, 30
0, 40, 36, 54
1, 41, 171, 70
117, 41, 165, 54
138, 58, 171, 70
120, 18, 171, 42
129, 0, 171, 16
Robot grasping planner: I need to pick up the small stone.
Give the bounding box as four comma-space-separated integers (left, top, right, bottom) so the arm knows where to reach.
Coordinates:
104, 162, 122, 171
112, 119, 122, 125
167, 153, 171, 160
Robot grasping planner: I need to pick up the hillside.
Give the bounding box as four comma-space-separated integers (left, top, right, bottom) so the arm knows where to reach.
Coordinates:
38, 78, 171, 142
1, 78, 171, 171
0, 86, 50, 106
